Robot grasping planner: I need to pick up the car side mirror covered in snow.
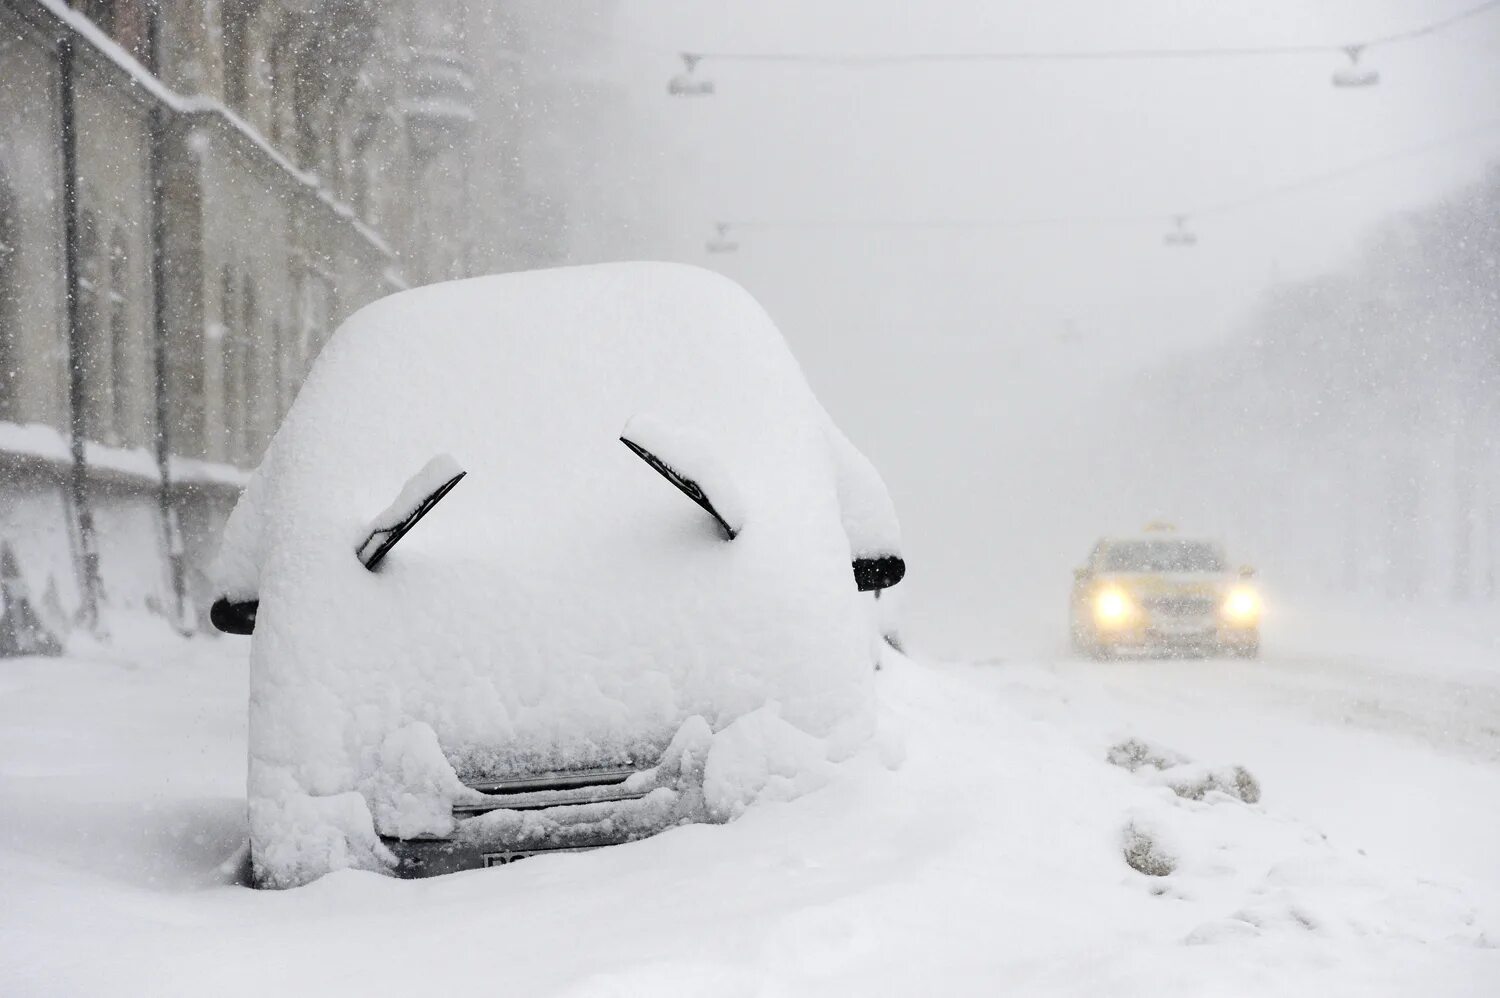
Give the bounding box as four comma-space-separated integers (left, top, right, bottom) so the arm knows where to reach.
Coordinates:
822, 420, 905, 593
620, 414, 745, 541
210, 596, 258, 635
854, 555, 905, 592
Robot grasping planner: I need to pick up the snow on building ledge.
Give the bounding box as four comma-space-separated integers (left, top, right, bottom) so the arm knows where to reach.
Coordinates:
167, 456, 252, 492
0, 421, 251, 494
29, 0, 399, 264
0, 420, 72, 466
82, 442, 162, 485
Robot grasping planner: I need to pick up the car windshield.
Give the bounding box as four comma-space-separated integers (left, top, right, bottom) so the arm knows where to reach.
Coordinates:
1101, 540, 1224, 573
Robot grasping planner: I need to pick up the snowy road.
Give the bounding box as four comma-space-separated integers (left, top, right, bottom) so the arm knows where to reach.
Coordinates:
2, 604, 1497, 996
982, 610, 1500, 933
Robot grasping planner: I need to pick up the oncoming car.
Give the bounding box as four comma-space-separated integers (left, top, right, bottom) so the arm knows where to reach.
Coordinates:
1069, 528, 1260, 659
209, 263, 905, 887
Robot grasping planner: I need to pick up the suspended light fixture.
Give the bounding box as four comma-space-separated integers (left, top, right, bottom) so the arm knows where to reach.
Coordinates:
1331, 45, 1380, 88
1163, 215, 1198, 247
705, 222, 738, 254
668, 54, 715, 97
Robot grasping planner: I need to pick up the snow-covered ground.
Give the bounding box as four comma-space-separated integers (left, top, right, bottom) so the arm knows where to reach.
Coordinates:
2, 600, 1497, 996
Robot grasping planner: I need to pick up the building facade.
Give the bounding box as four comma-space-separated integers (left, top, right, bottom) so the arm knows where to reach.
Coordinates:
0, 0, 479, 648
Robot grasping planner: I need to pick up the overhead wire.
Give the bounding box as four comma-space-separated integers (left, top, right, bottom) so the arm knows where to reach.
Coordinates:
725, 213, 1157, 231
1189, 116, 1500, 217
715, 118, 1500, 237
686, 0, 1500, 67
1360, 0, 1500, 45
519, 7, 1500, 246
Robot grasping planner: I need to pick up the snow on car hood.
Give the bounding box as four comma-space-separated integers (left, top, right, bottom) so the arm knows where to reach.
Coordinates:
214, 263, 888, 874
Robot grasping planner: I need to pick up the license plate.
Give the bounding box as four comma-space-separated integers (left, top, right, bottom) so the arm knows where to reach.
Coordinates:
482, 846, 596, 867
1155, 618, 1211, 636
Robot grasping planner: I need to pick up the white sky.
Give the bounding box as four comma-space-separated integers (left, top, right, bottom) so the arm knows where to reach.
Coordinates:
598, 1, 1500, 653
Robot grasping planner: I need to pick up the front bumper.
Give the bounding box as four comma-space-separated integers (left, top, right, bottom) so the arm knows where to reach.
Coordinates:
385, 825, 637, 878
1095, 618, 1258, 655
381, 765, 694, 879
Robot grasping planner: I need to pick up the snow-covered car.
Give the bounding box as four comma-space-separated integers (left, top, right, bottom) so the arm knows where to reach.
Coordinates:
1069, 527, 1260, 658
210, 263, 904, 887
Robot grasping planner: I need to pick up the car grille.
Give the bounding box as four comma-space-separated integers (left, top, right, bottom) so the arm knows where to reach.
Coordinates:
384, 764, 666, 877
1142, 594, 1216, 617
452, 766, 650, 817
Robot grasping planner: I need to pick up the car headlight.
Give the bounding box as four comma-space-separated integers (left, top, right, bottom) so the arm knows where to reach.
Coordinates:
1093, 587, 1134, 627
1222, 586, 1261, 623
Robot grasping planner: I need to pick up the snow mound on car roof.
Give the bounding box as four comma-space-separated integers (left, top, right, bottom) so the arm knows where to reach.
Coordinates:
216, 263, 887, 886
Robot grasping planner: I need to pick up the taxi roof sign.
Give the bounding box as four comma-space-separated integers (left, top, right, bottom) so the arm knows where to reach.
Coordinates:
1141, 520, 1177, 533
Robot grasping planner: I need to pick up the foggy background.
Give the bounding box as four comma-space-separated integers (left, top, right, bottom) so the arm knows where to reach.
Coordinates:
564, 0, 1500, 655
4, 1, 1494, 657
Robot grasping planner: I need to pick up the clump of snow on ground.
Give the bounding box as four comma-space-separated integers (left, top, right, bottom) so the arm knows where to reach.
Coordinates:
1123, 789, 1483, 948
1122, 816, 1178, 876
1151, 761, 1262, 803
1107, 736, 1261, 802
1106, 736, 1481, 949
1106, 735, 1190, 772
